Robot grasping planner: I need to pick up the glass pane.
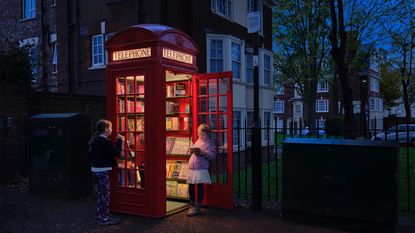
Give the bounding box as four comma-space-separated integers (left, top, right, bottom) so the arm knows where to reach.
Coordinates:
199, 80, 207, 95
219, 96, 227, 113
126, 76, 134, 94
209, 96, 217, 112
209, 79, 217, 95
118, 97, 125, 113
208, 114, 217, 130
198, 115, 207, 125
199, 97, 207, 113
218, 78, 228, 95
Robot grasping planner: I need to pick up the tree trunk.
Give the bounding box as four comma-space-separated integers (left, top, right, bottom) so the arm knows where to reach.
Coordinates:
402, 80, 412, 123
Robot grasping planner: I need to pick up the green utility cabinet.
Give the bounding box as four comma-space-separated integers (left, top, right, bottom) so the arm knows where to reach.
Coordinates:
28, 113, 91, 198
282, 138, 399, 233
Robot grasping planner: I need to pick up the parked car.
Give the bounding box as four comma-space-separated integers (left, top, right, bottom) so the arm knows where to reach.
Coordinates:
371, 124, 415, 145
300, 127, 325, 136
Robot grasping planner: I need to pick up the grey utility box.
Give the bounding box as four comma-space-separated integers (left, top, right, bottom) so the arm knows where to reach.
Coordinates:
28, 113, 91, 198
282, 138, 399, 233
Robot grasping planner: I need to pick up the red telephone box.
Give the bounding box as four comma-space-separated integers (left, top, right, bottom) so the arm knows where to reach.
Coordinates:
105, 24, 233, 217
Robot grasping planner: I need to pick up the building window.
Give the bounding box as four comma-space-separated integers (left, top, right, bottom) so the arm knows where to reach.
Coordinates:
316, 118, 326, 129
52, 42, 57, 73
370, 78, 379, 93
22, 0, 36, 19
233, 110, 241, 146
246, 51, 253, 83
263, 54, 271, 85
264, 111, 271, 142
246, 111, 253, 146
294, 103, 302, 115
316, 99, 329, 112
353, 101, 361, 113
294, 83, 301, 99
209, 39, 224, 72
231, 41, 242, 80
92, 34, 104, 66
370, 98, 376, 111
275, 101, 284, 113
275, 83, 284, 95
211, 0, 232, 19
317, 80, 328, 93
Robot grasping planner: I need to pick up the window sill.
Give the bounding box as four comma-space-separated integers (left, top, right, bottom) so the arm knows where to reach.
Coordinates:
20, 17, 36, 22
88, 65, 106, 70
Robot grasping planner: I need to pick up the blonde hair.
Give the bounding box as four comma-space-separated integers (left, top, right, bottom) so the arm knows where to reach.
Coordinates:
198, 123, 210, 134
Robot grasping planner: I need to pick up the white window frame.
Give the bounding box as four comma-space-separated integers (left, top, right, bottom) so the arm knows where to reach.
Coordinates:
51, 0, 56, 6
22, 0, 36, 20
370, 77, 379, 93
231, 41, 242, 80
274, 101, 284, 113
246, 50, 253, 84
369, 98, 376, 111
259, 49, 273, 86
91, 34, 104, 67
211, 0, 232, 20
316, 99, 329, 113
263, 111, 272, 144
317, 80, 329, 93
207, 34, 245, 81
233, 110, 243, 149
294, 83, 301, 99
294, 102, 303, 115
246, 111, 253, 146
275, 83, 284, 95
52, 42, 58, 73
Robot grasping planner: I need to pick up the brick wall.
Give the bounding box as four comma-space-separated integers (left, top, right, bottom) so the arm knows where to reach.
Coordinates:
0, 82, 106, 184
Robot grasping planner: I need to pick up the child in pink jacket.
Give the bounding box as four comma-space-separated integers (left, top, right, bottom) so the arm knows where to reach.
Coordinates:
186, 124, 216, 216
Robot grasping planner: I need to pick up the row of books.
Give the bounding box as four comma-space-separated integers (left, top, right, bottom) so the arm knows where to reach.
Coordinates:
166, 181, 188, 198
166, 162, 189, 179
166, 117, 189, 131
166, 137, 191, 155
119, 117, 144, 131
117, 81, 145, 95
166, 83, 187, 97
119, 99, 144, 113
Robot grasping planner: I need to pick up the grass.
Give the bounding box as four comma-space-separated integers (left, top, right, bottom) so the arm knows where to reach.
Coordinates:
233, 147, 415, 220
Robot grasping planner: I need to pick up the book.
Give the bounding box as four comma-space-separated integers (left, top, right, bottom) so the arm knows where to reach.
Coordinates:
175, 83, 186, 96
117, 81, 125, 94
166, 163, 171, 178
166, 137, 175, 154
178, 163, 189, 180
177, 183, 188, 197
168, 163, 182, 179
166, 180, 178, 196
170, 137, 191, 155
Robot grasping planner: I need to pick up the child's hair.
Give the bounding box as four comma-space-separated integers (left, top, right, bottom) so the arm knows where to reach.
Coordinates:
89, 119, 112, 145
198, 123, 210, 134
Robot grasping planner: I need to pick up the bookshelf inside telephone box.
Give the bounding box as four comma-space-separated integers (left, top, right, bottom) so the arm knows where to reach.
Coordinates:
106, 24, 233, 217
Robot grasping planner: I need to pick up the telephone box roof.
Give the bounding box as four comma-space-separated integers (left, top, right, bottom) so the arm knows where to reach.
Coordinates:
106, 24, 198, 53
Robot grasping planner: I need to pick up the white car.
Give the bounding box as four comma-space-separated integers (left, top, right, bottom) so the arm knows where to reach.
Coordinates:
371, 124, 415, 145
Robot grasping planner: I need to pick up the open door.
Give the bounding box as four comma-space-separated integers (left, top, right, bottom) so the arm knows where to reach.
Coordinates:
192, 71, 233, 209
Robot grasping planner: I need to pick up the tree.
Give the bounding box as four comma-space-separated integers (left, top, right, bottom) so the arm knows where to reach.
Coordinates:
380, 63, 401, 114
382, 1, 414, 122
0, 45, 33, 89
328, 0, 399, 138
273, 0, 330, 129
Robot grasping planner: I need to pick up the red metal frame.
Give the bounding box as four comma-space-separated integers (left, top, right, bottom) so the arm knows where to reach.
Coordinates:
105, 24, 233, 217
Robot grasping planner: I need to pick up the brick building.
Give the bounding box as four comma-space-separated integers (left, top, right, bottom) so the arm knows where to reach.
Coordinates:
273, 50, 384, 133
0, 0, 58, 91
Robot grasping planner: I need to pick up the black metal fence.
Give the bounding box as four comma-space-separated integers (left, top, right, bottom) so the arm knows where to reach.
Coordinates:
232, 118, 415, 219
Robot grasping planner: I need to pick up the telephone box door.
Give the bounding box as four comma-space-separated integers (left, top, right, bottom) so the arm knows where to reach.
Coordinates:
192, 71, 233, 209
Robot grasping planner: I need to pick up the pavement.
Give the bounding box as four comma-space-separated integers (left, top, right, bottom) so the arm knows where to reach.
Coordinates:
1, 179, 414, 233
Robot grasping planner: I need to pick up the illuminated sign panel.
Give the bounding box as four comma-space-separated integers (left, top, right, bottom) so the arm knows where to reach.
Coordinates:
113, 47, 151, 61
162, 48, 193, 65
